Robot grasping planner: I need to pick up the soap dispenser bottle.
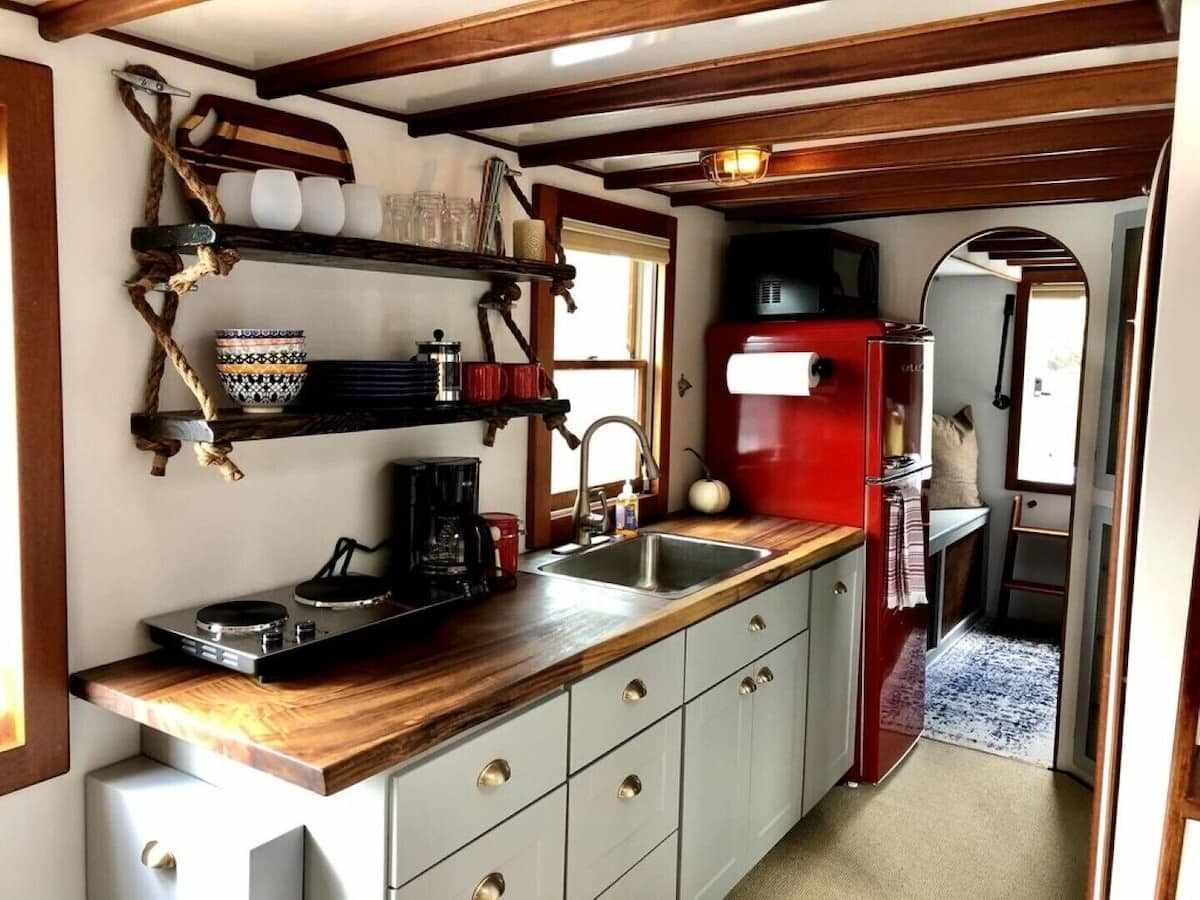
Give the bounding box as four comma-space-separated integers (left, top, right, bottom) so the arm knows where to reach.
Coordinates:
614, 480, 639, 537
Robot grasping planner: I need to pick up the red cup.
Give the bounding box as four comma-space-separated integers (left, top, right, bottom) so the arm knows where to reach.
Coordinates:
503, 363, 549, 400
483, 511, 521, 583
462, 362, 507, 403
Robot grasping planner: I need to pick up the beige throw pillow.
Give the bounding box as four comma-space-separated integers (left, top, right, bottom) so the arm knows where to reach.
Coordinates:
930, 406, 983, 509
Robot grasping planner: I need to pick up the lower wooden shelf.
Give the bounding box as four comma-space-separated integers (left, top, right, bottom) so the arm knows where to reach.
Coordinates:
131, 399, 570, 443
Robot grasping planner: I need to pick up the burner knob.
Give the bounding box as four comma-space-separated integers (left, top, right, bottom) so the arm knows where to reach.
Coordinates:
261, 630, 283, 652
294, 620, 317, 642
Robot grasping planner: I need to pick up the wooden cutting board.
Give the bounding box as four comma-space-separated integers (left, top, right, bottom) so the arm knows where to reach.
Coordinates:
176, 95, 356, 218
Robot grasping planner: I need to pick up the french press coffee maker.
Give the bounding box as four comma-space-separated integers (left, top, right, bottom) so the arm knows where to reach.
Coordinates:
414, 329, 462, 403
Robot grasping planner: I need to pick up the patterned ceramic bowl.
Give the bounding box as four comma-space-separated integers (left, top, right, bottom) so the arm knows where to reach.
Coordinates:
217, 364, 307, 414
216, 348, 308, 366
215, 329, 304, 340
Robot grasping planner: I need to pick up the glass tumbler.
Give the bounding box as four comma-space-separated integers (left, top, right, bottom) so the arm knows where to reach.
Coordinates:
385, 193, 415, 243
413, 191, 446, 247
443, 197, 476, 251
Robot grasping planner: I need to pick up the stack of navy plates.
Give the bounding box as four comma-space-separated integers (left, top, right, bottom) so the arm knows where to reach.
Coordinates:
299, 360, 439, 409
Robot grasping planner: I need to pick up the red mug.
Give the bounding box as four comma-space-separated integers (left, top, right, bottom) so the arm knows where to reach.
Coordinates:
462, 362, 507, 403
503, 363, 549, 400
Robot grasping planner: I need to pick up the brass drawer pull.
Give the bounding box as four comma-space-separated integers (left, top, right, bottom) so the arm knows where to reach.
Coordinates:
622, 678, 648, 703
756, 666, 775, 685
472, 872, 506, 900
834, 581, 848, 595
140, 840, 176, 870
477, 758, 512, 789
617, 774, 643, 799
748, 614, 767, 632
739, 676, 758, 696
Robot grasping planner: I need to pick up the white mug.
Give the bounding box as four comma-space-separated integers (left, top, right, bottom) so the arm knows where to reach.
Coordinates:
299, 177, 346, 236
341, 184, 383, 239
251, 169, 303, 231
216, 171, 256, 227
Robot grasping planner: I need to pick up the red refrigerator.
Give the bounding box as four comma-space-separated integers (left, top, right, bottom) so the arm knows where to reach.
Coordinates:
706, 319, 933, 784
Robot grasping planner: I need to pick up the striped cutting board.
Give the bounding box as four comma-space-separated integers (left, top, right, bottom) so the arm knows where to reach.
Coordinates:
176, 95, 356, 218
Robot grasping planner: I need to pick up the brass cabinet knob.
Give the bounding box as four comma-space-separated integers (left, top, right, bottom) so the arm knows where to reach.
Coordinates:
622, 678, 648, 703
756, 666, 775, 685
140, 840, 176, 870
748, 614, 767, 632
477, 758, 512, 789
472, 872, 506, 900
739, 676, 758, 696
617, 774, 643, 799
834, 581, 848, 595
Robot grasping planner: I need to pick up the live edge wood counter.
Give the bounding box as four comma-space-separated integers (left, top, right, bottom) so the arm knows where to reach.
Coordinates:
70, 515, 862, 796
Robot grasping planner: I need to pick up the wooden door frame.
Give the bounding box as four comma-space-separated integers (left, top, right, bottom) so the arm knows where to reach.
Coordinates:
0, 55, 69, 795
525, 185, 677, 549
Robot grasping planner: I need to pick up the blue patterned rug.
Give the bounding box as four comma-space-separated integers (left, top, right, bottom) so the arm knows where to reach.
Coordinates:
924, 620, 1060, 767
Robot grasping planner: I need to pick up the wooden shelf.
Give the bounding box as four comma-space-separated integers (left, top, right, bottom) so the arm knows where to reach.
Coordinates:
131, 399, 570, 444
131, 224, 575, 284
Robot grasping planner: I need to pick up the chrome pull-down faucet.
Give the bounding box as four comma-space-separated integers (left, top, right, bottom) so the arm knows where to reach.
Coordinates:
569, 416, 661, 547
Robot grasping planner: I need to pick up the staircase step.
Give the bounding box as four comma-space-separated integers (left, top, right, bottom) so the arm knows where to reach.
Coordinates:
1012, 525, 1070, 538
1003, 579, 1067, 598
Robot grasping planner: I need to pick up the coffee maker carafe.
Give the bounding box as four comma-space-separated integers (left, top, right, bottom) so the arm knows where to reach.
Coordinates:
390, 457, 495, 598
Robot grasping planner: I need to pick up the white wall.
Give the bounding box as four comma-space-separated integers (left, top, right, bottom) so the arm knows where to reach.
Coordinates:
924, 273, 1070, 624
1109, 1, 1200, 894
0, 13, 725, 899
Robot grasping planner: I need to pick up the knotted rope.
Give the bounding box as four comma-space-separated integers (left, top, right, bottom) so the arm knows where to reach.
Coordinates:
118, 64, 243, 480
504, 172, 576, 313
478, 280, 581, 450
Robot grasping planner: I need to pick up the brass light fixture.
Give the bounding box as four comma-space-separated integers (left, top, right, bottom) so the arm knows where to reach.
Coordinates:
700, 145, 772, 185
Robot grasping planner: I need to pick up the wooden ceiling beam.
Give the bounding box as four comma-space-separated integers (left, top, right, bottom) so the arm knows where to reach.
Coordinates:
723, 177, 1147, 221
407, 0, 1168, 137
1157, 0, 1181, 32
671, 149, 1157, 207
969, 237, 1065, 252
255, 0, 820, 99
35, 0, 209, 41
602, 110, 1174, 190
519, 59, 1176, 167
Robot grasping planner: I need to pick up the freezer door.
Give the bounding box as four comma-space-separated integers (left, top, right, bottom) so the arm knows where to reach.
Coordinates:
866, 338, 934, 481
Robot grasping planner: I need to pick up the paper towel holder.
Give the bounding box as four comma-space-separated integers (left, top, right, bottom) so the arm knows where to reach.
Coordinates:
812, 357, 834, 378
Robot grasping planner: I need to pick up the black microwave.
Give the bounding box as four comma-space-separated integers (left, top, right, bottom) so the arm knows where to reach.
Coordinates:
723, 229, 879, 321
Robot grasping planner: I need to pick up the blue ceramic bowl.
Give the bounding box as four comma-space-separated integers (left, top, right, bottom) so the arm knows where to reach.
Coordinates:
215, 328, 304, 340
215, 349, 308, 366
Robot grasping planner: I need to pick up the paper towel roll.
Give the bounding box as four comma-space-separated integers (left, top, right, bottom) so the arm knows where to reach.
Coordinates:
726, 351, 822, 396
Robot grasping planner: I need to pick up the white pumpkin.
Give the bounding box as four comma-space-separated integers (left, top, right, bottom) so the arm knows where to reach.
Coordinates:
689, 477, 731, 514
684, 447, 731, 514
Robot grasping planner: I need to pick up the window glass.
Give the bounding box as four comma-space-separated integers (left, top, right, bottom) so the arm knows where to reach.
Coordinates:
0, 118, 24, 753
1015, 286, 1086, 486
550, 369, 642, 494
554, 250, 636, 361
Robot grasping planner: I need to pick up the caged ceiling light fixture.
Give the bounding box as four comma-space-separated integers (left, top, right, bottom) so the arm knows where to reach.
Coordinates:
700, 145, 772, 185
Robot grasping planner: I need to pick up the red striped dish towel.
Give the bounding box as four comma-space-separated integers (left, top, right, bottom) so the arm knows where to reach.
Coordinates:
885, 483, 928, 610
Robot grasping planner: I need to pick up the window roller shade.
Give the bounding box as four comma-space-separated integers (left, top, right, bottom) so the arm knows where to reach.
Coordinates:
560, 217, 671, 265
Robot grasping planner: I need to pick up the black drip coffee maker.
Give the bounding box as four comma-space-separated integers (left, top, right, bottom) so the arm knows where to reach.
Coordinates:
391, 457, 496, 599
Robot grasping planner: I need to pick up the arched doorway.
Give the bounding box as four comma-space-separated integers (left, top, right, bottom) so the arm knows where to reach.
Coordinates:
919, 227, 1091, 771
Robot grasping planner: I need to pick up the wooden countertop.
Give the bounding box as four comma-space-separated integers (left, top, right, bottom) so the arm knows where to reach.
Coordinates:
70, 515, 862, 796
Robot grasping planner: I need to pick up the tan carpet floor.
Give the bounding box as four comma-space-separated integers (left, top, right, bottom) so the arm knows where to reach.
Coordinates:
729, 739, 1092, 900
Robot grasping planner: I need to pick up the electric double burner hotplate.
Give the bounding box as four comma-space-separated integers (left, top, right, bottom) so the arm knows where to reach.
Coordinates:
143, 538, 462, 680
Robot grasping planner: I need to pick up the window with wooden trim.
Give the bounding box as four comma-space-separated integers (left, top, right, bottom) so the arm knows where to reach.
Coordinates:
527, 188, 676, 548
1006, 271, 1088, 494
0, 55, 69, 796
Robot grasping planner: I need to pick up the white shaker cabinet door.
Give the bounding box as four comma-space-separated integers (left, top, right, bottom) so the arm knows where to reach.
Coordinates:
679, 665, 755, 900
803, 547, 865, 817
747, 631, 810, 867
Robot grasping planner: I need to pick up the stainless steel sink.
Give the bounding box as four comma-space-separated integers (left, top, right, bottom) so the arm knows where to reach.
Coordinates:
522, 533, 771, 599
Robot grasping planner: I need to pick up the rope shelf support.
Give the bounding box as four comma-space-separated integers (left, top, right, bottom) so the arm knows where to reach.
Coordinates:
117, 64, 243, 481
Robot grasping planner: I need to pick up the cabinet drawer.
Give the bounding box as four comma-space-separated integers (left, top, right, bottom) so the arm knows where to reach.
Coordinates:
388, 692, 568, 888
569, 632, 684, 773
685, 573, 810, 699
390, 786, 566, 900
598, 832, 678, 900
567, 710, 682, 900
